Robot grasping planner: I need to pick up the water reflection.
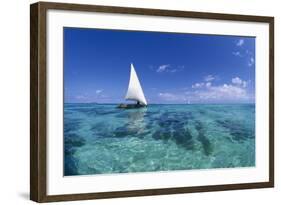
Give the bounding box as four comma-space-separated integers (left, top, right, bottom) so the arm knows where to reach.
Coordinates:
114, 108, 148, 138
127, 108, 147, 128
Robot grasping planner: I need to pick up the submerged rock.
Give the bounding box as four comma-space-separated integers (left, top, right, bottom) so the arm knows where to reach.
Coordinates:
64, 133, 85, 147
64, 119, 81, 133
152, 128, 194, 150
151, 111, 195, 150
64, 132, 86, 176
152, 130, 173, 141
217, 119, 254, 142
65, 138, 85, 147
64, 156, 78, 176
195, 121, 213, 156
172, 129, 193, 150
113, 126, 138, 138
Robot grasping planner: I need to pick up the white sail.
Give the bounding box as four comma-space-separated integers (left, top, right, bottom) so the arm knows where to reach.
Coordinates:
125, 63, 147, 105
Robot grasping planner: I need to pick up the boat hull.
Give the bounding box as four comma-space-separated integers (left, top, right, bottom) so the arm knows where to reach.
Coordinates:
117, 104, 146, 109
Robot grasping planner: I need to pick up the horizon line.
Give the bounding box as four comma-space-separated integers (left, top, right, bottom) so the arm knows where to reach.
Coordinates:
64, 102, 255, 105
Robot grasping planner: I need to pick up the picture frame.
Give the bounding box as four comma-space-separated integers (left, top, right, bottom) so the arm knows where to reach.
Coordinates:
30, 1, 274, 202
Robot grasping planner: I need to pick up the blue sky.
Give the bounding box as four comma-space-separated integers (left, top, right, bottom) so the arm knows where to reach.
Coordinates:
64, 27, 255, 104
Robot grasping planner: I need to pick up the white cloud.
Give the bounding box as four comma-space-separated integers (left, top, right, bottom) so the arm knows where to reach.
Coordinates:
204, 75, 215, 82
158, 74, 253, 103
192, 82, 205, 89
159, 81, 251, 103
95, 89, 103, 94
248, 57, 255, 67
232, 77, 242, 85
232, 51, 243, 57
192, 75, 216, 89
196, 84, 248, 101
157, 79, 253, 103
233, 39, 256, 68
156, 64, 170, 73
187, 76, 252, 103
232, 77, 247, 88
206, 82, 212, 88
236, 39, 244, 46
156, 64, 184, 73
246, 49, 252, 55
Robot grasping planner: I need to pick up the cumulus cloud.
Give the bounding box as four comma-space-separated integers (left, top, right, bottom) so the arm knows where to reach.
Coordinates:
206, 82, 212, 88
197, 84, 248, 101
236, 39, 244, 46
191, 82, 209, 89
232, 77, 247, 88
187, 76, 252, 103
192, 82, 205, 89
191, 75, 216, 89
159, 81, 251, 103
232, 77, 242, 84
189, 83, 249, 102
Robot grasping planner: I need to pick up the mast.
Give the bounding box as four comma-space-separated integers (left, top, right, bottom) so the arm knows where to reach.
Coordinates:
125, 63, 147, 105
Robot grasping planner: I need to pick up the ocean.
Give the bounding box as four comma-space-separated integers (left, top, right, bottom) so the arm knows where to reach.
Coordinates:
64, 103, 255, 176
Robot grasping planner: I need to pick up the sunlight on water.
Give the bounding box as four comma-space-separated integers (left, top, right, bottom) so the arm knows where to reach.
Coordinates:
64, 104, 255, 176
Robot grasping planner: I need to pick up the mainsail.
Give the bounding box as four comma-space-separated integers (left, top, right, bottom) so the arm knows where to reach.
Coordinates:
125, 64, 147, 105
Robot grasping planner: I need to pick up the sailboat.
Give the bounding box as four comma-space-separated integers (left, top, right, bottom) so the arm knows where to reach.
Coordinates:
117, 63, 147, 109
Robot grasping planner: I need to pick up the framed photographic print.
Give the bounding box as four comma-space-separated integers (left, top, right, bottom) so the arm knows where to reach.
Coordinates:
30, 1, 274, 202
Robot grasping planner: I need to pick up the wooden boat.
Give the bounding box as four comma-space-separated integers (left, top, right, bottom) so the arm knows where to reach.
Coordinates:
117, 63, 147, 109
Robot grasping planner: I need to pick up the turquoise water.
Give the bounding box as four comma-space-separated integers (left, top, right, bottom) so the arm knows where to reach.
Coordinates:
64, 104, 255, 176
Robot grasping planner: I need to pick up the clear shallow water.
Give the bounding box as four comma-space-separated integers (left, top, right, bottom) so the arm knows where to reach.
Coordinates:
64, 103, 255, 176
